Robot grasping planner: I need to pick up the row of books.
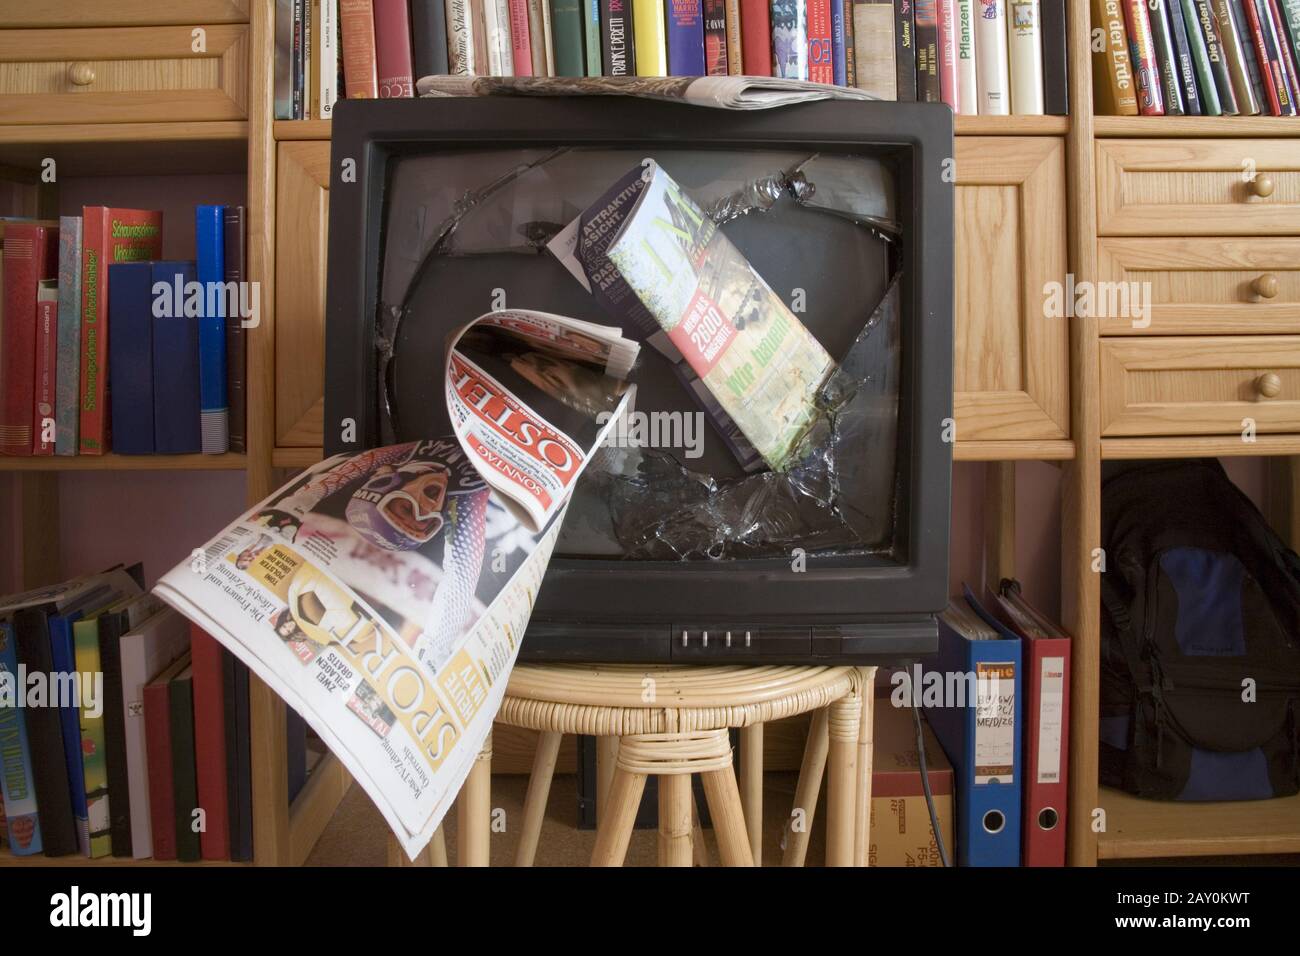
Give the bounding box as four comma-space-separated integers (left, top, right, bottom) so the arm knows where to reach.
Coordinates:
275, 0, 1069, 117
1093, 0, 1300, 115
0, 207, 247, 458
0, 568, 250, 860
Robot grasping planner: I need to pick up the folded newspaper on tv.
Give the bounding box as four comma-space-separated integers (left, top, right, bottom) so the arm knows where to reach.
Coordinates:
153, 309, 637, 859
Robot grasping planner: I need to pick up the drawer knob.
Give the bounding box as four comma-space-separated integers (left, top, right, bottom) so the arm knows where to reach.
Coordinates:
68, 62, 96, 87
1256, 373, 1283, 399
1253, 273, 1280, 299
1248, 176, 1275, 199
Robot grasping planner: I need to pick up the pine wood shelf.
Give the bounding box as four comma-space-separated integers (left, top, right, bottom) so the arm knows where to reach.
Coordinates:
1094, 116, 1300, 138
0, 453, 247, 472
0, 122, 249, 175
1097, 787, 1300, 859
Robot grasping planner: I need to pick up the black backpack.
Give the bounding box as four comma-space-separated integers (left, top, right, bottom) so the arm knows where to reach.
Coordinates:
1099, 459, 1300, 801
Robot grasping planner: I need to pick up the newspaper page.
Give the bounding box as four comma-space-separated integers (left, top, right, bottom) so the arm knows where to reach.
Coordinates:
604, 159, 835, 472
153, 310, 637, 859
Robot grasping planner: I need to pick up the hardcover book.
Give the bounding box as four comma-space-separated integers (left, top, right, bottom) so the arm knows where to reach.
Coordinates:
1123, 0, 1166, 112
73, 611, 115, 857
1195, 0, 1239, 111
914, 0, 940, 100
191, 626, 231, 861
509, 0, 534, 73
936, 0, 960, 109
374, 0, 416, 95
955, 0, 977, 113
79, 207, 162, 455
843, 0, 857, 81
1158, 0, 1194, 115
1180, 0, 1222, 112
586, 0, 604, 73
1, 222, 58, 456
152, 261, 203, 455
318, 0, 339, 117
1093, 0, 1139, 114
1216, 0, 1263, 112
170, 660, 201, 863
772, 0, 810, 77
340, 0, 379, 95
196, 206, 229, 454
275, 0, 295, 117
895, 0, 918, 99
808, 0, 834, 82
54, 216, 83, 455
482, 0, 514, 75
1040, 0, 1069, 113
725, 0, 744, 73
832, 0, 850, 83
223, 207, 248, 455
667, 0, 708, 75
32, 281, 58, 455
633, 0, 667, 73
553, 0, 588, 75
1265, 0, 1300, 106
529, 0, 550, 73
0, 622, 42, 855
107, 262, 155, 455
144, 653, 190, 861
1007, 0, 1044, 113
413, 0, 453, 76
974, 0, 1010, 112
601, 0, 637, 74
854, 0, 899, 97
705, 0, 730, 73
740, 0, 773, 74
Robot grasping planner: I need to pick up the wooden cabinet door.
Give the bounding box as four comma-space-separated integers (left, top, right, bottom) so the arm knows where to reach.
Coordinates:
954, 137, 1070, 443
0, 1, 248, 28
0, 25, 248, 124
275, 140, 329, 452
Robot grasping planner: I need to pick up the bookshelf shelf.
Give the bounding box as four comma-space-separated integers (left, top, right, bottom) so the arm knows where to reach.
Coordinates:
0, 847, 250, 867
0, 122, 249, 175
1093, 116, 1300, 138
0, 453, 248, 472
1097, 787, 1300, 860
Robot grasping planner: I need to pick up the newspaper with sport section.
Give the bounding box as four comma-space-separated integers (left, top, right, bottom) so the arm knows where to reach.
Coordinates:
153, 309, 637, 859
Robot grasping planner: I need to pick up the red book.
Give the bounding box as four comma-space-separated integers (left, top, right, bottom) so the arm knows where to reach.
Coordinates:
373, 0, 415, 97
144, 655, 189, 861
32, 282, 58, 456
340, 0, 379, 98
936, 0, 959, 111
78, 207, 162, 455
739, 0, 772, 74
1265, 0, 1299, 112
0, 222, 58, 457
189, 625, 230, 861
1121, 0, 1164, 115
704, 0, 729, 73
509, 0, 534, 74
807, 0, 834, 82
1241, 0, 1282, 114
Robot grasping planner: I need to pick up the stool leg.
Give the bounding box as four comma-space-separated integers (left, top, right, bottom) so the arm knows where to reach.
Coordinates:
701, 764, 755, 867
516, 731, 562, 867
691, 793, 709, 866
458, 731, 492, 867
855, 669, 877, 867
827, 693, 862, 867
431, 824, 448, 867
591, 767, 647, 867
739, 724, 764, 864
658, 773, 693, 867
782, 709, 829, 866
596, 736, 619, 826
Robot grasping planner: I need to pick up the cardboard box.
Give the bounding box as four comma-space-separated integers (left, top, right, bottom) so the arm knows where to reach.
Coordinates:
869, 698, 955, 867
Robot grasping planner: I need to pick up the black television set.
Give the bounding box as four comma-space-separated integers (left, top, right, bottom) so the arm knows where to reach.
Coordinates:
324, 95, 953, 664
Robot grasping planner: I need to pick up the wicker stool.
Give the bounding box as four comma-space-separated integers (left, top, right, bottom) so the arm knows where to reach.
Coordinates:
498, 663, 877, 867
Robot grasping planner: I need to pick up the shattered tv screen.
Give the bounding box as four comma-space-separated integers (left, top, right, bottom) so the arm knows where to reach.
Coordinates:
377, 146, 903, 562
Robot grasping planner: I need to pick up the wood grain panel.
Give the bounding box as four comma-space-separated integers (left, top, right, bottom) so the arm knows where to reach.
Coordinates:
1100, 336, 1300, 436
0, 1, 248, 27
1097, 139, 1300, 236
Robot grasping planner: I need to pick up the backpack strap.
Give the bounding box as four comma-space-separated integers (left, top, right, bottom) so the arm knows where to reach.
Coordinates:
1099, 570, 1154, 692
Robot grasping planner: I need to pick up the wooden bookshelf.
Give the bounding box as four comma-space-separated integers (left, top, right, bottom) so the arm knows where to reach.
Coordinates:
1093, 116, 1300, 138
1097, 788, 1300, 860
0, 122, 249, 175
0, 454, 248, 472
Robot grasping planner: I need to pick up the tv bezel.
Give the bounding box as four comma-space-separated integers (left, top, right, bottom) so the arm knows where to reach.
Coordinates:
324, 95, 953, 650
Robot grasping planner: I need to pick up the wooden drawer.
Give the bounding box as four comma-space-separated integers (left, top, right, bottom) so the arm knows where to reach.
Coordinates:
0, 25, 248, 124
1100, 336, 1300, 436
1097, 237, 1300, 335
0, 1, 248, 28
1097, 139, 1300, 236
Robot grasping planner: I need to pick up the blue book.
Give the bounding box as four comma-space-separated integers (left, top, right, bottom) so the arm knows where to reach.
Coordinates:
830, 0, 847, 86
152, 261, 202, 454
195, 205, 229, 454
107, 261, 155, 455
0, 621, 43, 855
666, 0, 707, 75
585, 0, 603, 74
922, 587, 1023, 867
47, 611, 90, 855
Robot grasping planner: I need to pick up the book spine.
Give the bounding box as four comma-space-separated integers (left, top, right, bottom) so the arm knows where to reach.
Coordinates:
319, 0, 339, 116
509, 0, 534, 72
602, 0, 637, 73
542, 0, 558, 71
741, 0, 773, 73
974, 0, 1009, 112
143, 674, 176, 860
0, 622, 43, 855
292, 0, 305, 118
667, 0, 708, 74
221, 652, 241, 861
771, 0, 809, 77
1245, 0, 1287, 110
914, 0, 940, 100
853, 0, 898, 97
725, 0, 744, 72
77, 208, 107, 455
1266, 0, 1300, 104
1007, 0, 1045, 112
808, 0, 834, 81
223, 207, 247, 455
340, 0, 379, 94
1040, 0, 1068, 112
96, 613, 133, 857
1164, 0, 1201, 113
953, 0, 977, 111
482, 0, 509, 74
936, 0, 960, 107
1283, 0, 1300, 78
831, 0, 849, 82
1196, 0, 1240, 109
529, 0, 550, 73
48, 617, 90, 856
152, 262, 202, 455
413, 0, 453, 75
195, 205, 229, 454
54, 216, 82, 455
275, 0, 295, 117
170, 671, 200, 863
107, 262, 155, 455
1092, 0, 1138, 114
1218, 0, 1262, 111
231, 658, 253, 862
72, 619, 111, 857
374, 0, 416, 93
1231, 0, 1272, 105
895, 0, 917, 98
308, 0, 321, 117
1180, 0, 1220, 111
470, 0, 490, 72
585, 0, 604, 72
705, 0, 731, 72
2, 224, 55, 456
191, 627, 230, 861
553, 0, 588, 74
844, 0, 857, 81
1156, 0, 1192, 113
1123, 0, 1166, 112
32, 283, 57, 456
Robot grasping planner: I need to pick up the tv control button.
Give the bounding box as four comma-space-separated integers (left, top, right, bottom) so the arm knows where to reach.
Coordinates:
681, 630, 688, 648
702, 631, 709, 648
745, 630, 752, 648
725, 631, 732, 648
